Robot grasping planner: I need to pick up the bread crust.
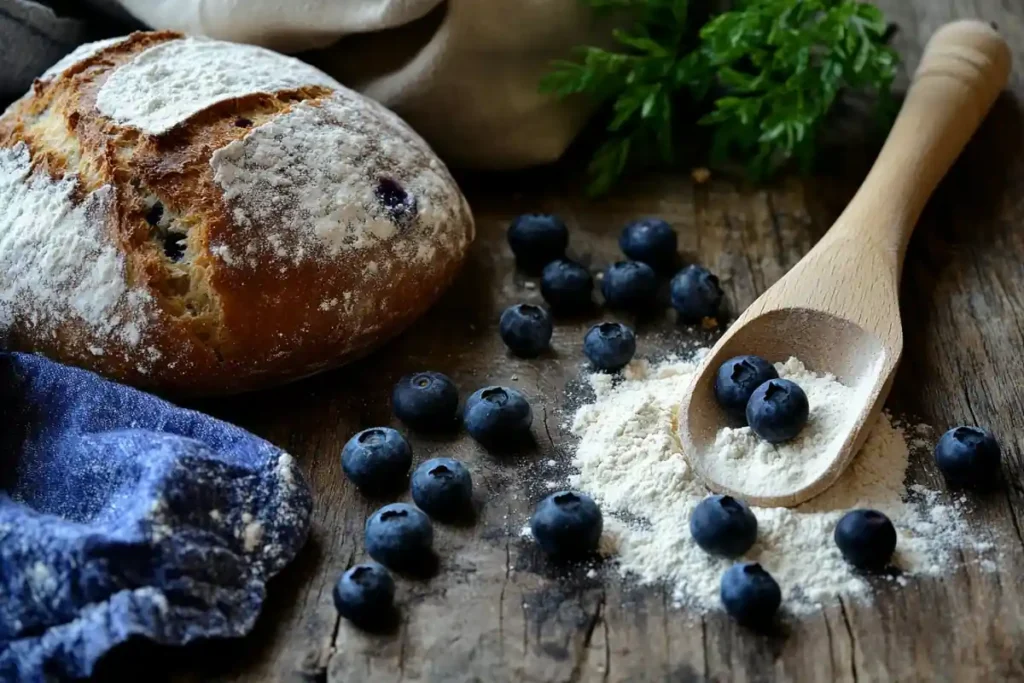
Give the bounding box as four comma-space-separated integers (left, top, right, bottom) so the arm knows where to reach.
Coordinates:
0, 32, 474, 395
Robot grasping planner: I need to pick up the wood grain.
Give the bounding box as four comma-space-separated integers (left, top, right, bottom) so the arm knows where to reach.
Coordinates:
96, 1, 1024, 681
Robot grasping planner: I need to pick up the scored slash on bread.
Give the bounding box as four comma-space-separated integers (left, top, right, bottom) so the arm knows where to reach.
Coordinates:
0, 32, 474, 395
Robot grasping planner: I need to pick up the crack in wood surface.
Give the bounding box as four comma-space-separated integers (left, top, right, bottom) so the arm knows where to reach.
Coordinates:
520, 598, 528, 656
541, 405, 557, 454
956, 547, 975, 593
567, 591, 605, 683
960, 378, 980, 427
823, 612, 837, 681
700, 615, 709, 681
1002, 489, 1024, 552
396, 616, 408, 683
764, 191, 789, 267
732, 213, 766, 295
601, 607, 611, 683
315, 548, 356, 681
498, 507, 512, 658
837, 598, 859, 683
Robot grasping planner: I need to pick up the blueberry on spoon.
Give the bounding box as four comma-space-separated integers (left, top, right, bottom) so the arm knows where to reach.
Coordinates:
714, 355, 779, 423
746, 379, 809, 443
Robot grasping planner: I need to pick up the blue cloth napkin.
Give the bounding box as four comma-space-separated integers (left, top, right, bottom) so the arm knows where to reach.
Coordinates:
0, 353, 313, 682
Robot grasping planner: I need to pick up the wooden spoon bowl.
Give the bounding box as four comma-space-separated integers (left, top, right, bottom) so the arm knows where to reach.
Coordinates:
677, 20, 1012, 508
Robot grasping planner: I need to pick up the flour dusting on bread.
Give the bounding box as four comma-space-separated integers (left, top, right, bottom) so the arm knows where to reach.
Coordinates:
41, 37, 130, 82
96, 38, 340, 134
0, 32, 474, 395
0, 143, 153, 348
210, 92, 463, 268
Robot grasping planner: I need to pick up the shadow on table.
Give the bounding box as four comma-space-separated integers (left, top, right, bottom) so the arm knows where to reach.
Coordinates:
798, 89, 1023, 419
91, 533, 324, 681
891, 90, 1023, 416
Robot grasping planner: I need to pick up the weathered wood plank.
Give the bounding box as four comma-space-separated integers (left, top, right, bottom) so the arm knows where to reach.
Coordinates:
106, 1, 1024, 681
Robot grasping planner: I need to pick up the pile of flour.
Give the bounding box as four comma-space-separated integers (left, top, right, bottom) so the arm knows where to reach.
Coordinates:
567, 352, 996, 613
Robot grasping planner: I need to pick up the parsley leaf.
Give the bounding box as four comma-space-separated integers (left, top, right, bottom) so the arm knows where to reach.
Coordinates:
540, 0, 899, 195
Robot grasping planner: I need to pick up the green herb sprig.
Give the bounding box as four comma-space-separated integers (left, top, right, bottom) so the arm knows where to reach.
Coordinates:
540, 0, 899, 195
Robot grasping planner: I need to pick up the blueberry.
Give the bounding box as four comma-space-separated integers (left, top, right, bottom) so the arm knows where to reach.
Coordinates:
934, 426, 1001, 487
834, 509, 897, 570
541, 259, 593, 312
411, 457, 473, 521
619, 218, 678, 271
601, 261, 658, 311
690, 495, 758, 557
365, 503, 434, 570
499, 304, 553, 357
392, 371, 459, 431
530, 490, 603, 559
507, 213, 568, 271
333, 562, 395, 629
341, 428, 412, 494
583, 322, 636, 372
464, 386, 533, 445
745, 379, 809, 443
719, 562, 782, 628
714, 356, 779, 423
670, 265, 723, 323
376, 177, 417, 226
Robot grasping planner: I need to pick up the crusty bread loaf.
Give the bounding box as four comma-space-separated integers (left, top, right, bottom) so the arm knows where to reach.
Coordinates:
0, 32, 474, 395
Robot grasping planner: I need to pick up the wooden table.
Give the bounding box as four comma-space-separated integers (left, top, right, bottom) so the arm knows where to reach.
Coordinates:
107, 2, 1024, 681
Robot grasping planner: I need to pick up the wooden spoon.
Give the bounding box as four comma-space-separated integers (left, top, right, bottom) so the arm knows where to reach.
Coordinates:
676, 20, 1011, 508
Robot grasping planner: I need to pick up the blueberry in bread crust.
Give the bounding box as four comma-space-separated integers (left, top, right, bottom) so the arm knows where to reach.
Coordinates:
0, 32, 475, 395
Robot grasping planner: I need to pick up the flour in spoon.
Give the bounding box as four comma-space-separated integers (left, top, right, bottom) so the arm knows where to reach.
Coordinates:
702, 357, 860, 496
567, 353, 996, 613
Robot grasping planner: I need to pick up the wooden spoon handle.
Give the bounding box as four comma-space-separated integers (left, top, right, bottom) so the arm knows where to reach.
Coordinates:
827, 20, 1011, 263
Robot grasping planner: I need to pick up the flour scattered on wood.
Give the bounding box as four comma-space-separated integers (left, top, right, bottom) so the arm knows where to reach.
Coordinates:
567, 353, 997, 613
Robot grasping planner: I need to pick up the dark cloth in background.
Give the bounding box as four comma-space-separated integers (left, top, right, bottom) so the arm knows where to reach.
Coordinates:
0, 0, 603, 168
0, 0, 136, 106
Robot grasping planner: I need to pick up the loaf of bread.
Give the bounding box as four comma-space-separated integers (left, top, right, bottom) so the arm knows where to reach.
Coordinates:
0, 32, 474, 395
